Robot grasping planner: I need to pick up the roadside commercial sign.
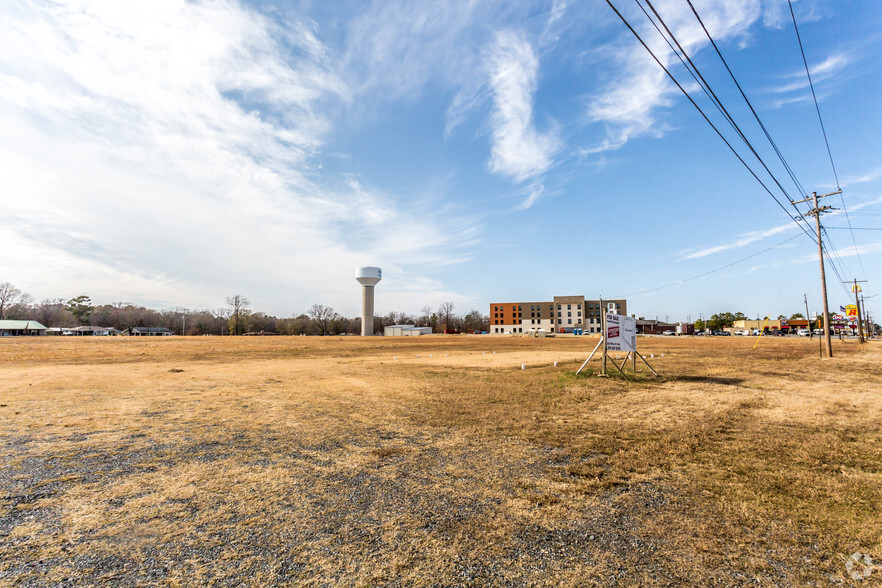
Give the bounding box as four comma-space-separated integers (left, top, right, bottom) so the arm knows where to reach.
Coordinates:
846, 304, 858, 318
606, 313, 636, 352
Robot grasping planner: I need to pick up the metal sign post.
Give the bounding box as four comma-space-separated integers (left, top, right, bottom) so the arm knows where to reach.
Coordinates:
577, 304, 657, 378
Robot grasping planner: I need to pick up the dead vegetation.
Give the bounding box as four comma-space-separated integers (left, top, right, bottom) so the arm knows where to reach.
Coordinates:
1, 335, 880, 585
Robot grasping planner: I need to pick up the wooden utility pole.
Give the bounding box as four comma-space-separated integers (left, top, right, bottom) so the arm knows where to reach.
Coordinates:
600, 296, 607, 376
794, 190, 840, 358
803, 294, 811, 338
846, 280, 867, 343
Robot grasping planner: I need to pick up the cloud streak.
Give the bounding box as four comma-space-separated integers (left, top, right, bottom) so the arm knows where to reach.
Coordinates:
679, 221, 798, 260
485, 30, 561, 184
0, 0, 478, 315
586, 0, 768, 152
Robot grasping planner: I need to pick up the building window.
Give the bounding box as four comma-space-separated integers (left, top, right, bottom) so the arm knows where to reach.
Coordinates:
568, 319, 572, 324
558, 312, 561, 317
567, 311, 571, 317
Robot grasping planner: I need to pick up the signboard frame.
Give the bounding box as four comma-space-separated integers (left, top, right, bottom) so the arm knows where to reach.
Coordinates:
606, 312, 636, 352
576, 298, 657, 378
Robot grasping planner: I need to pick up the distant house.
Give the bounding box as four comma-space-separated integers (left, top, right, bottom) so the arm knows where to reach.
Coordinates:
243, 330, 279, 336
130, 327, 173, 336
0, 320, 49, 336
384, 325, 433, 336
635, 318, 677, 335
69, 326, 123, 336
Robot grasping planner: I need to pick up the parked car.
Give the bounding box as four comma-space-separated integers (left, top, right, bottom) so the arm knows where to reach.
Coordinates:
734, 330, 744, 336
797, 328, 810, 336
662, 330, 675, 336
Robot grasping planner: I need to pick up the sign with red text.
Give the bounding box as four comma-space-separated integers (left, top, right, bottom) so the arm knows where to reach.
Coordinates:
606, 313, 636, 352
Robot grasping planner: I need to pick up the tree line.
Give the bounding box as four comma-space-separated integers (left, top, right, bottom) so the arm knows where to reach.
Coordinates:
693, 311, 814, 332
0, 282, 489, 336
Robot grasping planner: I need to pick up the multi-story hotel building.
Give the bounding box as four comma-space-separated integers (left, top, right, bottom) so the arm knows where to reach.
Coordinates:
489, 296, 627, 334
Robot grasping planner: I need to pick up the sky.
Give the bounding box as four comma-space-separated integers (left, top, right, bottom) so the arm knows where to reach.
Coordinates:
2, 0, 881, 321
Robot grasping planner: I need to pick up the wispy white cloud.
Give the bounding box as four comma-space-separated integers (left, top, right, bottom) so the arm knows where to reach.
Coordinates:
679, 221, 797, 260
768, 51, 850, 93
0, 0, 478, 315
585, 0, 767, 152
843, 167, 882, 186
341, 0, 504, 104
794, 240, 882, 264
485, 30, 561, 185
512, 183, 560, 212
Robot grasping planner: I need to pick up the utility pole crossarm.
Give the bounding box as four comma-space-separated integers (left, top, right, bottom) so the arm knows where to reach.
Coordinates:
792, 189, 841, 205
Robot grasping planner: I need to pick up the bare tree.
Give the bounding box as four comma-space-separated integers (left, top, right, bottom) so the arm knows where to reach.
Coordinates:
419, 305, 433, 327
438, 301, 455, 332
36, 299, 68, 327
0, 283, 32, 319
225, 294, 250, 336
308, 304, 338, 336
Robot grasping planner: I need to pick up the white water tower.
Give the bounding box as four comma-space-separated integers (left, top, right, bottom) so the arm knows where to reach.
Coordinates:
356, 267, 382, 336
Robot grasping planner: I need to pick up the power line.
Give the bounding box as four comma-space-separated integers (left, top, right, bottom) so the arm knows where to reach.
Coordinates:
823, 226, 854, 279
615, 233, 802, 298
787, 0, 839, 187
825, 226, 882, 231
606, 0, 855, 329
604, 0, 818, 247
787, 0, 865, 278
638, 0, 799, 206
685, 0, 809, 202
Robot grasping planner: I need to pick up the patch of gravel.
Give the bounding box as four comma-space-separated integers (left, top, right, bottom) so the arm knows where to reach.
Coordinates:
0, 427, 833, 586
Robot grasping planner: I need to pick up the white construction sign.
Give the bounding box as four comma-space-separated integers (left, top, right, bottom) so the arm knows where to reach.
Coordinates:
606, 313, 636, 352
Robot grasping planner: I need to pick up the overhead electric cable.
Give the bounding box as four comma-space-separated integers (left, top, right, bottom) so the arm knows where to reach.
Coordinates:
604, 0, 818, 246
821, 229, 858, 297
615, 232, 802, 298
825, 227, 882, 231
639, 0, 798, 205
787, 0, 839, 187
788, 0, 865, 278
822, 226, 854, 276
685, 0, 809, 202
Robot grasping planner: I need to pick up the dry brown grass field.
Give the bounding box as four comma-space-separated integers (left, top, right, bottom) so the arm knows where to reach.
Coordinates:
1, 334, 880, 586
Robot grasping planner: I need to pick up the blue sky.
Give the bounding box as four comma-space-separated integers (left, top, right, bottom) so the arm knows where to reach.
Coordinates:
1, 0, 880, 321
